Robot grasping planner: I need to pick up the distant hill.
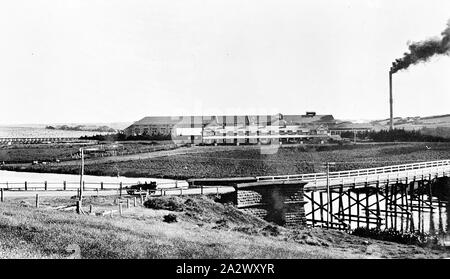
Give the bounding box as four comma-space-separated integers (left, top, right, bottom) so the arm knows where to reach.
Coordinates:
331, 114, 450, 138
46, 125, 117, 133
370, 114, 450, 130
2, 122, 133, 131
365, 114, 450, 138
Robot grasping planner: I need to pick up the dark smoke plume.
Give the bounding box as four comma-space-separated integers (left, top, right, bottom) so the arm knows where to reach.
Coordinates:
391, 20, 450, 73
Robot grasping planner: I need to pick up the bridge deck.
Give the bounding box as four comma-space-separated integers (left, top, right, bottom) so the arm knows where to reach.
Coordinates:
256, 160, 450, 191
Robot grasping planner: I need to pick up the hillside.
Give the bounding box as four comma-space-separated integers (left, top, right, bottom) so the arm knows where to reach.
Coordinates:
0, 195, 448, 259
371, 114, 450, 129
46, 125, 117, 133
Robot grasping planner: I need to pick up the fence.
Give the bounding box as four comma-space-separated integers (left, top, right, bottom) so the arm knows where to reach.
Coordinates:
0, 137, 84, 144
0, 180, 186, 191
0, 179, 233, 199
69, 143, 181, 159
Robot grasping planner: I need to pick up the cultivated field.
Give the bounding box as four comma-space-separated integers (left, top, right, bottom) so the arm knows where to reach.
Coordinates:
4, 142, 449, 180
0, 141, 177, 164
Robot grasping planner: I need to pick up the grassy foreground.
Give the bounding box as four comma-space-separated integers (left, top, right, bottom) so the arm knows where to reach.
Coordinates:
0, 195, 448, 259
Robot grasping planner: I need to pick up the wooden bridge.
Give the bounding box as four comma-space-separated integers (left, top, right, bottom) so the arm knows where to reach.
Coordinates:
256, 160, 450, 190
256, 160, 450, 231
188, 160, 450, 232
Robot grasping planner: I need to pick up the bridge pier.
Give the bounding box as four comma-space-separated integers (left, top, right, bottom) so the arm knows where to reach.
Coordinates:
220, 180, 309, 228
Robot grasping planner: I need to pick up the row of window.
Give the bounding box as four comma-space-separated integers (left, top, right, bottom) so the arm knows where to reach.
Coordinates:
131, 126, 333, 136
134, 127, 169, 135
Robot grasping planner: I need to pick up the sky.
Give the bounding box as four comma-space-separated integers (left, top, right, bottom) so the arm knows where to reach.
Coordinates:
1, 0, 450, 125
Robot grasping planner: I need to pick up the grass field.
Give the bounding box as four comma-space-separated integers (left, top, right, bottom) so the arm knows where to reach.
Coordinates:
0, 195, 448, 259
4, 142, 450, 180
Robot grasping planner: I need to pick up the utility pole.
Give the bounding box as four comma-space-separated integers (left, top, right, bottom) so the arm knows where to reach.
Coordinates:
79, 148, 84, 200
324, 162, 336, 228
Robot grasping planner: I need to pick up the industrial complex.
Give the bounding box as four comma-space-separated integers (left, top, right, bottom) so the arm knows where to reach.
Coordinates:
124, 112, 373, 145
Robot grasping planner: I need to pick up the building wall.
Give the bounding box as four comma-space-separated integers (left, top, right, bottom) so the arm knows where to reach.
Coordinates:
125, 124, 174, 137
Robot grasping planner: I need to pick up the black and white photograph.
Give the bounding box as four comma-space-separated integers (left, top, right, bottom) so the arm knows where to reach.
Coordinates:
1, 0, 450, 267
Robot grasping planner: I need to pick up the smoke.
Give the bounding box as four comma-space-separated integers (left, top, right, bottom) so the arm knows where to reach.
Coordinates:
391, 20, 450, 73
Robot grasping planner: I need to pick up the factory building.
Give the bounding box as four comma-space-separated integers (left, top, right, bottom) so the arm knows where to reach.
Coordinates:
328, 123, 375, 135
124, 112, 337, 145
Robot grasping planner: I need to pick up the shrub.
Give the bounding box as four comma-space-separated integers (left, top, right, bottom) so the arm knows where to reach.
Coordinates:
143, 198, 184, 212
262, 225, 281, 236
163, 214, 178, 223
366, 129, 449, 142
351, 227, 439, 247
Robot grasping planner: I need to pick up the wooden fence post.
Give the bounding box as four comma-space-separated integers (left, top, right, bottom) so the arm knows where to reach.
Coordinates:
140, 194, 144, 205
119, 182, 123, 197
133, 197, 137, 207
101, 182, 104, 190
83, 181, 85, 191
1, 188, 3, 202
89, 205, 93, 214
63, 181, 67, 191
35, 194, 39, 208
44, 181, 48, 191
119, 204, 123, 216
25, 181, 28, 191
76, 200, 82, 214
201, 185, 203, 195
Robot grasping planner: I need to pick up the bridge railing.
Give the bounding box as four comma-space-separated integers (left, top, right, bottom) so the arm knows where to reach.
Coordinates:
256, 159, 450, 182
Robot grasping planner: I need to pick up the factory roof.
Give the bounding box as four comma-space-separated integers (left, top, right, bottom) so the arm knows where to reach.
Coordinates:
128, 114, 283, 128
282, 114, 335, 125
127, 113, 334, 129
131, 116, 183, 126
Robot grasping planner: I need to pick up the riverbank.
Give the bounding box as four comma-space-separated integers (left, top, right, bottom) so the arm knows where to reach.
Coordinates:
0, 195, 448, 258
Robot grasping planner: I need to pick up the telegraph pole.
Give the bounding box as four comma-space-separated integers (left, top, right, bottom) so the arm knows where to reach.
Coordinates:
79, 148, 84, 200
325, 162, 336, 228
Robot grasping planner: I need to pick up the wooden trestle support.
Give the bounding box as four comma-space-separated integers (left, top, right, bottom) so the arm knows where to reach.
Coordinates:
304, 174, 448, 232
